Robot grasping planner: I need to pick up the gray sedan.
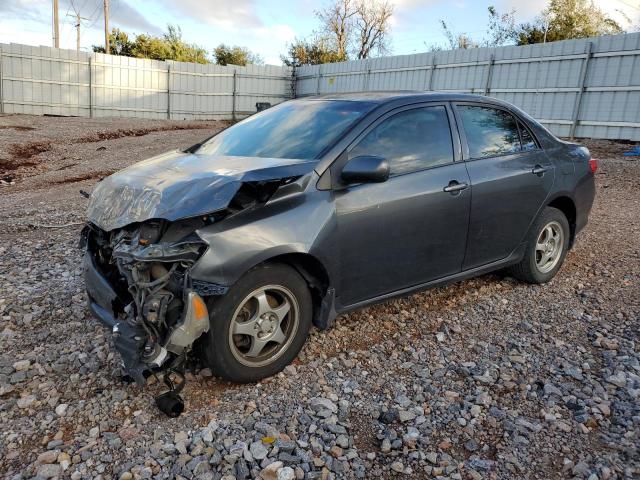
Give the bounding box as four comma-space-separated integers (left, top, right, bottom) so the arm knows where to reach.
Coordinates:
81, 92, 596, 414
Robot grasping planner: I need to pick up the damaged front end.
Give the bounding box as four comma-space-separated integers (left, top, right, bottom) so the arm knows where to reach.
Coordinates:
80, 150, 318, 415
81, 218, 223, 391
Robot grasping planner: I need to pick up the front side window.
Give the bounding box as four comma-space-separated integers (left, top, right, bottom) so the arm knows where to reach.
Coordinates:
350, 106, 454, 176
458, 105, 523, 158
196, 100, 375, 160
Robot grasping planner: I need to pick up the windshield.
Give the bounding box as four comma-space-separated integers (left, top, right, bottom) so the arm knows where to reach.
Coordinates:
196, 100, 375, 160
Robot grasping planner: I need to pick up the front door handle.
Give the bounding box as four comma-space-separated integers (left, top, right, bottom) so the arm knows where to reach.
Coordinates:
443, 181, 469, 193
532, 165, 549, 176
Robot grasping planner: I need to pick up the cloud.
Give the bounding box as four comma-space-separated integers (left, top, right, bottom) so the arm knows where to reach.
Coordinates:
156, 0, 263, 29
108, 1, 163, 34
0, 0, 161, 36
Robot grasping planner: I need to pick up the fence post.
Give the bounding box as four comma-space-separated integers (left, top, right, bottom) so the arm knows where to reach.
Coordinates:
484, 53, 495, 96
232, 68, 237, 121
290, 66, 297, 99
167, 63, 171, 120
315, 66, 322, 95
363, 62, 371, 91
0, 45, 4, 114
569, 42, 593, 139
426, 54, 437, 91
88, 55, 93, 118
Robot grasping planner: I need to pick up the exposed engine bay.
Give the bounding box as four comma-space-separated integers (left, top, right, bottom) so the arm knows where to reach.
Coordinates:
81, 218, 215, 414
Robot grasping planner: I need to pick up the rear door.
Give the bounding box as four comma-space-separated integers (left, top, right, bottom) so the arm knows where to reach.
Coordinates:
453, 103, 555, 269
333, 103, 471, 306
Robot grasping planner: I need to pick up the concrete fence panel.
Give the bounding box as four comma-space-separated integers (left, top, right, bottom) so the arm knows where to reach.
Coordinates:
295, 32, 640, 141
0, 43, 293, 121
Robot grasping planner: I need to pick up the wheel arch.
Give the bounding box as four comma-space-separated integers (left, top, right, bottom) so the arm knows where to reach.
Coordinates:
259, 252, 335, 330
547, 195, 577, 248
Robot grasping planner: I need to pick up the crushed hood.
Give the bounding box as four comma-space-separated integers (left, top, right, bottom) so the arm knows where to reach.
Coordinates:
86, 150, 316, 231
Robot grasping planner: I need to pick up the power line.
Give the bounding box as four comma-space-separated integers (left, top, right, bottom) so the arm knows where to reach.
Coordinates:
86, 0, 104, 28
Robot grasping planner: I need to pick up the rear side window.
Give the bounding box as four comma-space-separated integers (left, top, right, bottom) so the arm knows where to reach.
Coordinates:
519, 121, 538, 151
350, 106, 454, 176
458, 105, 524, 158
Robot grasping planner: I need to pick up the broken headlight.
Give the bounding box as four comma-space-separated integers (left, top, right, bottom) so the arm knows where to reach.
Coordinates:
113, 239, 206, 263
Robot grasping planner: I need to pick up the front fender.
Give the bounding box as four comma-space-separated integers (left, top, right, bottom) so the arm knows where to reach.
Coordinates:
189, 187, 335, 287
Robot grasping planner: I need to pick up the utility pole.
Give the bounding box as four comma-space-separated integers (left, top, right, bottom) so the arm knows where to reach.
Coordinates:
52, 0, 60, 48
103, 0, 110, 54
76, 13, 81, 51
67, 12, 90, 51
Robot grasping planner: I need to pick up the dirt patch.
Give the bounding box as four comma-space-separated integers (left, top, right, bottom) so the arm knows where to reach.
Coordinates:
7, 141, 52, 160
51, 170, 117, 185
0, 125, 36, 131
73, 124, 213, 144
0, 119, 223, 181
0, 141, 52, 171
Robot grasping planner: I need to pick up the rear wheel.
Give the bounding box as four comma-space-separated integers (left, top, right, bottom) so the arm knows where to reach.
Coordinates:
201, 263, 312, 383
508, 206, 570, 284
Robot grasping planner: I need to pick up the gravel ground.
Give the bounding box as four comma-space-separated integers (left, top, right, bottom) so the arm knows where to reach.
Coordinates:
0, 114, 638, 480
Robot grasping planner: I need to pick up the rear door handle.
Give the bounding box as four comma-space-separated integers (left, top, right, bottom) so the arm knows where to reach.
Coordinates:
532, 165, 549, 175
443, 181, 469, 193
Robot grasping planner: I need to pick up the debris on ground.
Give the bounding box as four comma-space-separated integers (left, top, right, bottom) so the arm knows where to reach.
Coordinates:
0, 115, 638, 479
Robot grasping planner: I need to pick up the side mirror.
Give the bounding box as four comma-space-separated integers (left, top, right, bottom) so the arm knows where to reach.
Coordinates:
341, 155, 390, 185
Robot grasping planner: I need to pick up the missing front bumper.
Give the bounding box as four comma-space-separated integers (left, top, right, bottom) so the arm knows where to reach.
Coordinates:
83, 251, 210, 385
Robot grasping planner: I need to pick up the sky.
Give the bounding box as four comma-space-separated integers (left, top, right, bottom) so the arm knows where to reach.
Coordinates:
1, 0, 638, 66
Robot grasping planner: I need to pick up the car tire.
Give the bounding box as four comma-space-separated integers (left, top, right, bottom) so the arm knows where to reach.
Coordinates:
200, 263, 312, 383
508, 206, 570, 284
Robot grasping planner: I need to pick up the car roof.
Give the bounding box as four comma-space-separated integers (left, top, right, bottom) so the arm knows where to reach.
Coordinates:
298, 91, 500, 104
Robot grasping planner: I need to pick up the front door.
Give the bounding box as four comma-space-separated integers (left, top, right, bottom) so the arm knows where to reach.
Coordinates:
454, 104, 555, 269
334, 105, 471, 307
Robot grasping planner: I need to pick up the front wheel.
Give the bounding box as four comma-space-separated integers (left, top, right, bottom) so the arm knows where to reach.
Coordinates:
200, 263, 312, 383
508, 206, 570, 284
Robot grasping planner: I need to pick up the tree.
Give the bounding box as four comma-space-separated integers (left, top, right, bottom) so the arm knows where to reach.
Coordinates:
93, 25, 210, 64
128, 34, 172, 61
163, 25, 209, 63
315, 0, 356, 60
92, 28, 135, 56
312, 0, 393, 60
280, 37, 344, 67
514, 0, 625, 45
439, 20, 480, 50
214, 44, 263, 66
354, 0, 393, 59
486, 6, 516, 47
437, 7, 515, 50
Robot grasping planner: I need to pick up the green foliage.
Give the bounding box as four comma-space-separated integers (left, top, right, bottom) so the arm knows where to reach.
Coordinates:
163, 25, 209, 63
214, 44, 264, 66
435, 1, 628, 51
92, 25, 210, 64
280, 37, 346, 67
514, 0, 625, 45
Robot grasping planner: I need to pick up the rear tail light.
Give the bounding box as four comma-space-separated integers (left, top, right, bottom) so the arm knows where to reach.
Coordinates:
589, 158, 598, 173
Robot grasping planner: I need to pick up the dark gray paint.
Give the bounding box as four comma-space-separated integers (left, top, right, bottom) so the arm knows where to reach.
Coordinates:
86, 92, 596, 323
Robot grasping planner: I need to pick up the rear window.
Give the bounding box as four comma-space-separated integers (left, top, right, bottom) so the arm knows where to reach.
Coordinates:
196, 100, 375, 160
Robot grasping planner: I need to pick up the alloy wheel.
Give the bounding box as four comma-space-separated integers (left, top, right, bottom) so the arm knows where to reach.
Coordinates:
228, 285, 299, 367
535, 220, 564, 274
